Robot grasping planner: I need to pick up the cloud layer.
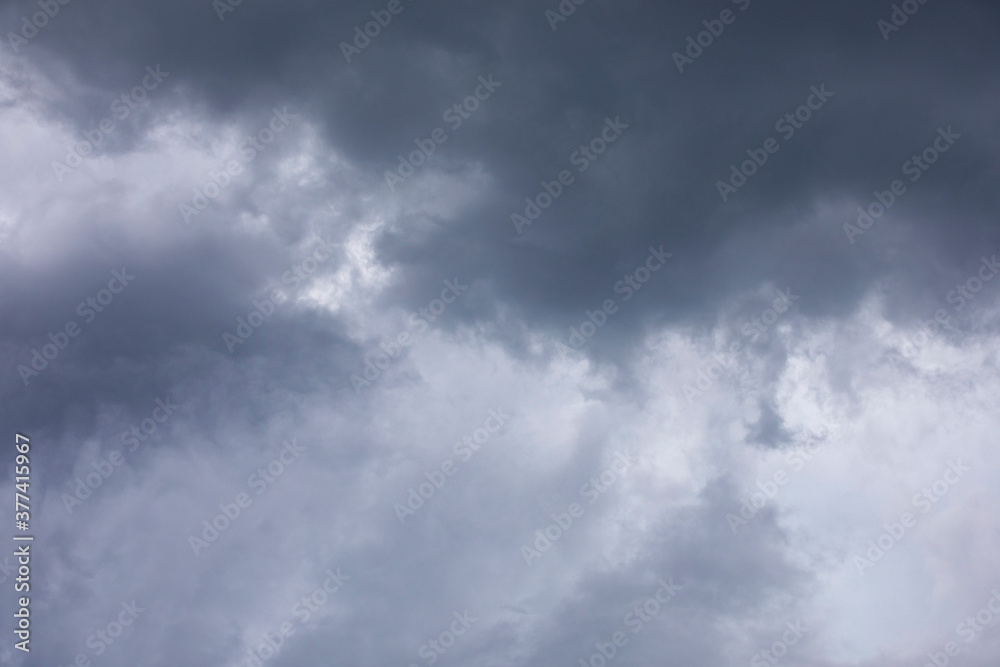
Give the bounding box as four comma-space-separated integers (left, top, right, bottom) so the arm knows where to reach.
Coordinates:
1, 1, 999, 666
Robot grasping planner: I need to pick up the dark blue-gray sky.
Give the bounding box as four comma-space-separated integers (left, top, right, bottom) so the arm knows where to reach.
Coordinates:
2, 1, 999, 665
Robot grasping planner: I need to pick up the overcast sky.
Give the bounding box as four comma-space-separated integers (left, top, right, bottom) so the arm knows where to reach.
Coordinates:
2, 1, 1000, 666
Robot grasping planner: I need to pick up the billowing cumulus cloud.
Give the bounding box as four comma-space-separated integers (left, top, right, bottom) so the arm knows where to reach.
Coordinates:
1, 1, 999, 666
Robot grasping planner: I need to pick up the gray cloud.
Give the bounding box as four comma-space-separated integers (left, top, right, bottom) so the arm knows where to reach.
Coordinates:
2, 1, 1000, 666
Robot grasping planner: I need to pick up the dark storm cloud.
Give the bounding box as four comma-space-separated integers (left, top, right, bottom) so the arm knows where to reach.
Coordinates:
6, 0, 997, 350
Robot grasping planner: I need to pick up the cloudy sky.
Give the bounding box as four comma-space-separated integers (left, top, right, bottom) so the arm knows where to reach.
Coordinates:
1, 0, 999, 665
